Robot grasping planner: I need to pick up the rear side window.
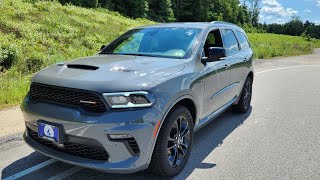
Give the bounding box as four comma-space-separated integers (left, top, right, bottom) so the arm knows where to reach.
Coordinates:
221, 29, 240, 56
235, 31, 250, 50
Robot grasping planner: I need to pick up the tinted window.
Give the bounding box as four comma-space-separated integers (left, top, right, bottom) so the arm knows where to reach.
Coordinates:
203, 30, 223, 57
101, 28, 201, 58
221, 29, 240, 56
235, 31, 250, 50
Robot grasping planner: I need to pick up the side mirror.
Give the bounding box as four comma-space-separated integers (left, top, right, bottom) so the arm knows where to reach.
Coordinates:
100, 45, 106, 51
202, 47, 226, 63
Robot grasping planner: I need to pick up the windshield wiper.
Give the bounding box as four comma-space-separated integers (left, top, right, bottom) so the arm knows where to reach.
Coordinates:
99, 52, 117, 55
119, 53, 160, 57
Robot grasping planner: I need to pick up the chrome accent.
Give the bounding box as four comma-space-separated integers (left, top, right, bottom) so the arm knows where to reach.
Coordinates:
210, 82, 240, 99
104, 91, 148, 97
79, 100, 97, 105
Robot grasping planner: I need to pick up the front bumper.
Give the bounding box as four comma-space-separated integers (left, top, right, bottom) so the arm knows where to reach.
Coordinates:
21, 96, 163, 174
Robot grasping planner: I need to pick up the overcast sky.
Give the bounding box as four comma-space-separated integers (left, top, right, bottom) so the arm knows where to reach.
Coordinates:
244, 0, 320, 24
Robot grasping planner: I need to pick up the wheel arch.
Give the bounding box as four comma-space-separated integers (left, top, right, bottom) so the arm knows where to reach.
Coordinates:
147, 95, 199, 164
159, 95, 198, 132
234, 71, 254, 105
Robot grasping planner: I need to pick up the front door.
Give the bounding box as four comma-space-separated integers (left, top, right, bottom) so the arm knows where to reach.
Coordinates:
201, 29, 232, 118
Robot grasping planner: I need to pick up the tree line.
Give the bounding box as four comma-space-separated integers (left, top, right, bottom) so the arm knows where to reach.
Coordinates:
263, 18, 320, 40
58, 0, 260, 26
58, 0, 320, 40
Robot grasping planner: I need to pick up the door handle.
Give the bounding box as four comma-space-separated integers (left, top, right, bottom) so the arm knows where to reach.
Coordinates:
243, 58, 248, 62
224, 64, 231, 69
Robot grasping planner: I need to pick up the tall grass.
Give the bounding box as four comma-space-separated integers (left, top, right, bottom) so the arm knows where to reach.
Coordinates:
248, 33, 320, 59
0, 0, 153, 109
0, 0, 320, 109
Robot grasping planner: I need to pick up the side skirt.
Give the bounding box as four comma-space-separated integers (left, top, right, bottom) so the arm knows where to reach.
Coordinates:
194, 97, 238, 132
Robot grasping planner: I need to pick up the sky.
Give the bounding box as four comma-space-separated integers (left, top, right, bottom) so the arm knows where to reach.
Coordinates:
245, 0, 320, 24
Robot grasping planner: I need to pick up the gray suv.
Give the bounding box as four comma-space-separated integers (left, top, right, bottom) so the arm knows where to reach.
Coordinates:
21, 21, 254, 177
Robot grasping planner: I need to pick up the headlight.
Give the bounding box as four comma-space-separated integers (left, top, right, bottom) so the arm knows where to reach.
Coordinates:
103, 91, 155, 108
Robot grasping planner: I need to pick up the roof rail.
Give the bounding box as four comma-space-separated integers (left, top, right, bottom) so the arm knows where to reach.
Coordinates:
210, 21, 237, 26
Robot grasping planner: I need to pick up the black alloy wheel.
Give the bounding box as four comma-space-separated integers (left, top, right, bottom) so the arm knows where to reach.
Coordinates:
148, 105, 194, 177
167, 115, 191, 167
233, 76, 253, 113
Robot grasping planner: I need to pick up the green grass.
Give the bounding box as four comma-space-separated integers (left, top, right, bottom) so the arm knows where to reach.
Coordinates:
248, 33, 320, 59
1, 0, 320, 110
0, 0, 153, 109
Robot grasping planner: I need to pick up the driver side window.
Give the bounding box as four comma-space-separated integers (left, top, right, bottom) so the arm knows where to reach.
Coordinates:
203, 30, 223, 57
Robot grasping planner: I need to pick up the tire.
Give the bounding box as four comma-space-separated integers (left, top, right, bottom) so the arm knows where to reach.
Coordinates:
148, 105, 194, 177
233, 76, 253, 113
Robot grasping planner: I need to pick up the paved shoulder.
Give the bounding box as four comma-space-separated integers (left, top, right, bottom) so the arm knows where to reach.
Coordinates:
0, 107, 24, 138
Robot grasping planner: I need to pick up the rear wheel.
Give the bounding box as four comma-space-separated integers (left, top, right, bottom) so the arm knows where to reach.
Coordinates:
148, 105, 194, 177
233, 76, 253, 113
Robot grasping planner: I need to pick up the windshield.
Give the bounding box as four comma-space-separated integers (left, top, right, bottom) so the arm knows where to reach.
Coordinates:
101, 28, 201, 58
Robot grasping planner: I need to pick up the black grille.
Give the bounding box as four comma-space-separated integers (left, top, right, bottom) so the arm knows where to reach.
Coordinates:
28, 128, 109, 161
127, 138, 140, 156
30, 83, 107, 113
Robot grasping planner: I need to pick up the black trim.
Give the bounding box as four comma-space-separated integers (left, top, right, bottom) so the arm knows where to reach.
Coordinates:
107, 135, 140, 156
30, 83, 109, 114
26, 122, 109, 161
67, 64, 99, 70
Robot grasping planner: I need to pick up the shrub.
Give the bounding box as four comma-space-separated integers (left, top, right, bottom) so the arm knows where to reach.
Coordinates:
0, 45, 19, 71
59, 0, 99, 8
25, 57, 44, 73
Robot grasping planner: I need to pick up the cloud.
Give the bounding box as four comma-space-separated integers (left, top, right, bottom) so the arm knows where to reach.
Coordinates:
306, 0, 320, 6
314, 19, 320, 25
261, 0, 298, 17
260, 0, 298, 24
303, 9, 312, 13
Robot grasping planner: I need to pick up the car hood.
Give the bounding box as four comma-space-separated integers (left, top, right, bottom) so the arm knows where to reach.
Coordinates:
32, 55, 185, 92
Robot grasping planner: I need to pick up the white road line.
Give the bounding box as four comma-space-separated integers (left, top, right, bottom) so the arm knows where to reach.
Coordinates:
47, 166, 83, 180
3, 159, 57, 180
255, 65, 320, 75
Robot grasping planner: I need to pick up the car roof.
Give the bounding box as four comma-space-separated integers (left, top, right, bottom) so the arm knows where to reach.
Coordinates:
136, 21, 244, 32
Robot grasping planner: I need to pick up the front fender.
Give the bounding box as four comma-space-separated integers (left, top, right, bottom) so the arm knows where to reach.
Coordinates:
145, 73, 204, 165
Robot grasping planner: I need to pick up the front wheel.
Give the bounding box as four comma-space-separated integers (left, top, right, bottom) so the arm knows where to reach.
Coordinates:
148, 105, 194, 177
233, 76, 253, 113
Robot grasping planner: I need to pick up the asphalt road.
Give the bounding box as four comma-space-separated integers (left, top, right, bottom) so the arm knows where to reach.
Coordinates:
1, 50, 320, 180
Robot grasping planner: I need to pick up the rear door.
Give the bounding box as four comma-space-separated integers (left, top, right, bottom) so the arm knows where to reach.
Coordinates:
232, 30, 254, 95
220, 29, 243, 103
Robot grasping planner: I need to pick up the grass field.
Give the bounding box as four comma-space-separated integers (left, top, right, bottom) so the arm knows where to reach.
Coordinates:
248, 33, 320, 59
1, 0, 320, 110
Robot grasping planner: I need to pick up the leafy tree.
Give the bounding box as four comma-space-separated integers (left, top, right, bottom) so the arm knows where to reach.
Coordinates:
99, 0, 114, 9
126, 0, 149, 18
208, 0, 242, 23
248, 0, 260, 26
148, 0, 175, 22
237, 3, 250, 24
174, 0, 202, 22
200, 0, 214, 22
283, 17, 304, 36
112, 0, 148, 18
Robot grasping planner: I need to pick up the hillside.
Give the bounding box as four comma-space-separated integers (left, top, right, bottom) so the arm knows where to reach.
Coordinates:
1, 0, 320, 109
0, 0, 153, 109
